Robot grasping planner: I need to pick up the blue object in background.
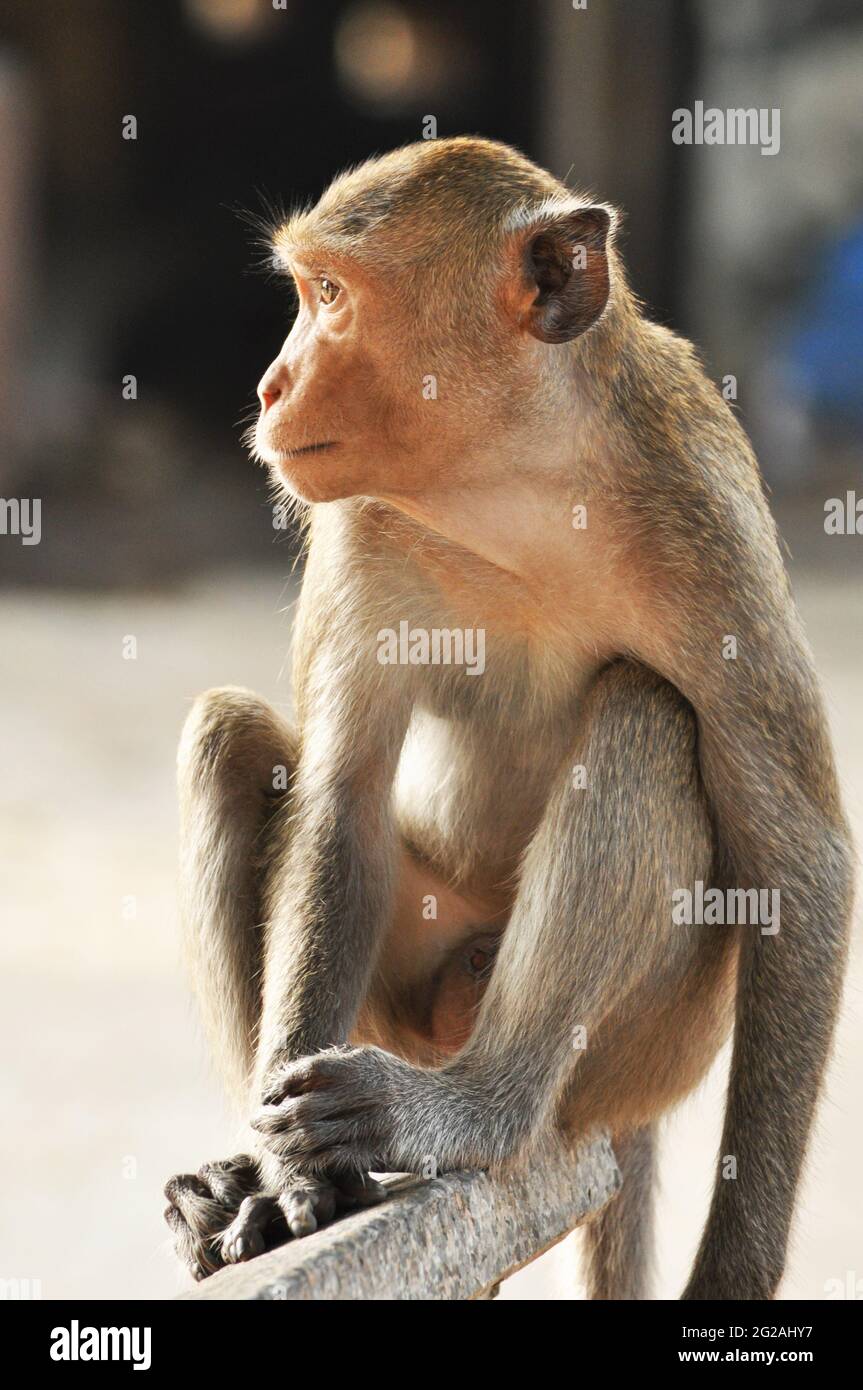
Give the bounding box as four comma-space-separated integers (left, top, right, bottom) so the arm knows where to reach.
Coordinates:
782, 223, 863, 426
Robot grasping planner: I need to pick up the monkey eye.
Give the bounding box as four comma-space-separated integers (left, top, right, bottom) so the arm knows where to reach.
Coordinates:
318, 276, 341, 306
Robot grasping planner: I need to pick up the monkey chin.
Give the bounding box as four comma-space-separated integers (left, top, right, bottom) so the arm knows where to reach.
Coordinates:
253, 430, 347, 504
270, 450, 359, 506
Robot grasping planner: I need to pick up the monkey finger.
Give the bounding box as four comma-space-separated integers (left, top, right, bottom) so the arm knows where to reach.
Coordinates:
251, 1087, 365, 1138
261, 1071, 315, 1106
250, 1102, 296, 1134
262, 1049, 351, 1104
251, 1127, 311, 1162
258, 1111, 365, 1164
250, 1097, 337, 1137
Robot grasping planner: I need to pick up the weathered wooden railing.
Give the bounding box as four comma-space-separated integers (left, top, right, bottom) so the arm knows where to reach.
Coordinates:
182, 1135, 620, 1300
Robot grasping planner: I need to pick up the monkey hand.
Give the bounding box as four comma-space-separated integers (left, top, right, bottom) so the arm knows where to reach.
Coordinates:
252, 1044, 507, 1175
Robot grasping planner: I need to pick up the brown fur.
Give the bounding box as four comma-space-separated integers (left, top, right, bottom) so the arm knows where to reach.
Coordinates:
164, 138, 852, 1300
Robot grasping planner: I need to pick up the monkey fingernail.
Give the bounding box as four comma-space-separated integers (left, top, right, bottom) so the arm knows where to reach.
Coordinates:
282, 1198, 317, 1237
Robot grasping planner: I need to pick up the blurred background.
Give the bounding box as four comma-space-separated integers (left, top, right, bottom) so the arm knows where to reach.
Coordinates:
0, 0, 861, 1300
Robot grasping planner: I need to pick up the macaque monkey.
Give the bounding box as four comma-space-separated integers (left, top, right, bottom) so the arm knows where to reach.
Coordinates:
164, 138, 852, 1300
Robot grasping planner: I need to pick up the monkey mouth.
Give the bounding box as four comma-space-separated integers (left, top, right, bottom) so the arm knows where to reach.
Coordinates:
281, 441, 339, 459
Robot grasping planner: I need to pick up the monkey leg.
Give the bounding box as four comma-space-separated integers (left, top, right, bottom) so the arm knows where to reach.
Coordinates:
176, 685, 299, 1100
582, 1125, 657, 1300
167, 687, 386, 1275
165, 689, 296, 1275
251, 663, 717, 1186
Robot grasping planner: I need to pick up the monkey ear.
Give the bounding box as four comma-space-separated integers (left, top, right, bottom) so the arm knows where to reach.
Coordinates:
517, 204, 613, 344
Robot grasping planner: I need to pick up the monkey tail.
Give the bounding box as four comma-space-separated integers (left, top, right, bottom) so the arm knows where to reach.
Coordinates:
583, 1125, 657, 1300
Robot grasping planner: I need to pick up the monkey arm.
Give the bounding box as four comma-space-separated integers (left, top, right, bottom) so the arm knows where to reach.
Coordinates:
251, 663, 713, 1175
250, 758, 404, 1207
256, 776, 395, 1066
253, 660, 413, 1093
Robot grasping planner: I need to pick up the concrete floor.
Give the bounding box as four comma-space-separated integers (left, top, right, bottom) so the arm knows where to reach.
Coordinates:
1, 564, 860, 1300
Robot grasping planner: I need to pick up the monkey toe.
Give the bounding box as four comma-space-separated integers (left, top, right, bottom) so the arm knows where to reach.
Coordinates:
279, 1189, 318, 1237
220, 1194, 282, 1264
165, 1158, 388, 1275
164, 1198, 224, 1281
164, 1163, 258, 1280
275, 1174, 345, 1235
198, 1153, 259, 1207
164, 1171, 227, 1238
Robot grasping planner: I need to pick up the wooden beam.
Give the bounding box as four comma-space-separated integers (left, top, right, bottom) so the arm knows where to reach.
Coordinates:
181, 1135, 620, 1301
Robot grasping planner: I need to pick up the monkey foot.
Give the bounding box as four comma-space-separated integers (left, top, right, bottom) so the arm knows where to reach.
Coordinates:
164, 1154, 260, 1280
219, 1173, 387, 1264
165, 1155, 388, 1278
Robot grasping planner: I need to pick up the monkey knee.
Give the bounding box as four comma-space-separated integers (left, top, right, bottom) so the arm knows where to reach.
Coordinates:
598, 661, 696, 742
585, 662, 700, 796
178, 686, 297, 790
179, 686, 260, 766
580, 662, 712, 881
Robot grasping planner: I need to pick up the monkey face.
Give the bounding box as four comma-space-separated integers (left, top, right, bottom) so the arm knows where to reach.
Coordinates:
251, 139, 616, 505
252, 253, 469, 505
351, 848, 510, 1064
252, 254, 553, 507
356, 927, 504, 1066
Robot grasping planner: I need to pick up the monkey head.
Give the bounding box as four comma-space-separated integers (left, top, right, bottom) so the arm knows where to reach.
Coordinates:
252, 137, 617, 505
